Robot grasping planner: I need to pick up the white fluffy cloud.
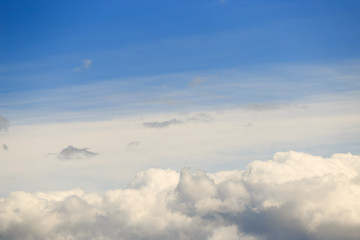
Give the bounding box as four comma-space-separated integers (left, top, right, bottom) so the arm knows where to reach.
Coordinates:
1, 151, 359, 240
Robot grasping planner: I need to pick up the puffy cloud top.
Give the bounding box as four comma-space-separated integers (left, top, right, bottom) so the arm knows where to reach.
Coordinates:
0, 151, 359, 240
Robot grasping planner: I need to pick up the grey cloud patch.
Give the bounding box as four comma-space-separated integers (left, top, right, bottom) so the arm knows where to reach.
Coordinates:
2, 144, 7, 151
0, 116, 9, 132
1, 151, 359, 240
143, 118, 184, 128
143, 114, 213, 129
57, 145, 98, 160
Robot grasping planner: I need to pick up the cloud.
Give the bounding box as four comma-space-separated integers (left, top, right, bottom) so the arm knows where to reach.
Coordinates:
82, 59, 92, 69
143, 118, 184, 128
74, 59, 92, 71
189, 77, 206, 87
143, 114, 213, 129
57, 145, 98, 160
0, 116, 9, 132
243, 103, 294, 112
0, 151, 359, 239
2, 144, 7, 151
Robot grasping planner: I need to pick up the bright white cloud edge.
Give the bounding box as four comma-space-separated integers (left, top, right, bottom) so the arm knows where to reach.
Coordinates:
0, 151, 359, 240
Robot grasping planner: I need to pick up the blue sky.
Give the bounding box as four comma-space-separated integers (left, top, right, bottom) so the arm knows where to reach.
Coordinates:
1, 0, 359, 93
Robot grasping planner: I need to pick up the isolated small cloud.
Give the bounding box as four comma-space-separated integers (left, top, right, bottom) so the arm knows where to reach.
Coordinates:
82, 59, 92, 69
143, 118, 184, 128
189, 77, 206, 87
74, 59, 93, 71
57, 145, 98, 160
0, 116, 9, 132
143, 114, 213, 129
2, 144, 7, 151
1, 151, 359, 239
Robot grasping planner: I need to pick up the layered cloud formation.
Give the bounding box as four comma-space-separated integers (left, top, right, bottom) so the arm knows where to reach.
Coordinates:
1, 151, 359, 240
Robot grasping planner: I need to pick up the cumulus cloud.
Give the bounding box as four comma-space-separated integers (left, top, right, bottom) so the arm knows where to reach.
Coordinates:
57, 145, 98, 160
1, 151, 360, 239
0, 116, 9, 132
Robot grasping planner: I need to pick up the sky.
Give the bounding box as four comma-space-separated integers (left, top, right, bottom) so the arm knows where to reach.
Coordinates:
1, 0, 360, 239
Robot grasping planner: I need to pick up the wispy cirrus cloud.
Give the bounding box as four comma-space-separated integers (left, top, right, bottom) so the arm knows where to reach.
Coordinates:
143, 113, 213, 128
74, 59, 93, 71
143, 118, 184, 128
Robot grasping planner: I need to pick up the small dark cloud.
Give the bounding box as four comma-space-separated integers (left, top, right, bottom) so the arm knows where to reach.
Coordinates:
57, 145, 98, 160
2, 144, 8, 151
0, 116, 9, 132
143, 118, 183, 128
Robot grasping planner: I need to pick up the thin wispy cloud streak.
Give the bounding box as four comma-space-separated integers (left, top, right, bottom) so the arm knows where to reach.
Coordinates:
0, 151, 359, 240
1, 62, 359, 125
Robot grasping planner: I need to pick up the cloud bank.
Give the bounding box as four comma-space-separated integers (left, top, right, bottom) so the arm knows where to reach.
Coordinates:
1, 151, 359, 240
57, 145, 98, 160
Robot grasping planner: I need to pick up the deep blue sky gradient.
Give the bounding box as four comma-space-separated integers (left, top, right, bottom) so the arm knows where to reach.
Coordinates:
1, 0, 359, 93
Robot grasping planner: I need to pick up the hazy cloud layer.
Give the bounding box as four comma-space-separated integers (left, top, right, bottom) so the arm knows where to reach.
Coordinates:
1, 151, 359, 240
57, 145, 98, 160
0, 116, 9, 132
